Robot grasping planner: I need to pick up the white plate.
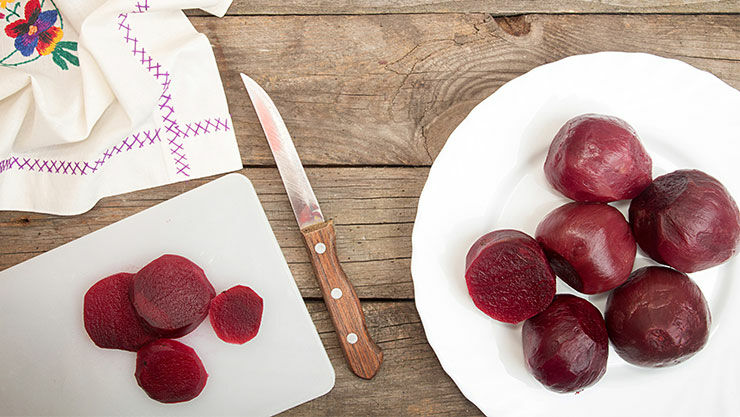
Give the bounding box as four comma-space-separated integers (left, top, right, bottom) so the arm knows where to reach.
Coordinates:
0, 174, 335, 416
411, 52, 740, 417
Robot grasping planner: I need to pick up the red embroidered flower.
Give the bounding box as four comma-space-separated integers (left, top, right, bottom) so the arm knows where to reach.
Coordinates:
5, 0, 63, 57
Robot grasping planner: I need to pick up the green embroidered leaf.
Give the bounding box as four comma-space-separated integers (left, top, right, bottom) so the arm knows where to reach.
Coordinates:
5, 3, 21, 20
56, 41, 78, 52
57, 49, 79, 66
52, 53, 68, 70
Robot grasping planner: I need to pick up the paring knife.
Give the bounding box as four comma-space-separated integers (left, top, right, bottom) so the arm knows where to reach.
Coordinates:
241, 74, 383, 380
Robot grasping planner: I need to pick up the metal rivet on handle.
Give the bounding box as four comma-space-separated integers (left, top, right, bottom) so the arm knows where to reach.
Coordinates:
314, 242, 326, 254
347, 333, 358, 344
331, 288, 343, 299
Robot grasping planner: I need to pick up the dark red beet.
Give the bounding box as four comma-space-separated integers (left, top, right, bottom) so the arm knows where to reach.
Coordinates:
535, 203, 636, 294
522, 294, 608, 393
465, 230, 556, 324
83, 273, 156, 351
629, 169, 740, 273
131, 255, 216, 338
544, 114, 652, 202
135, 339, 208, 403
209, 285, 264, 344
605, 266, 711, 367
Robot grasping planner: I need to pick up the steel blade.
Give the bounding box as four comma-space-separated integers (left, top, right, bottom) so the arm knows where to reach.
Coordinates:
241, 73, 324, 230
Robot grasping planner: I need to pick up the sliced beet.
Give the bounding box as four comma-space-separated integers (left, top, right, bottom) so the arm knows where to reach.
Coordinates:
535, 203, 636, 294
465, 230, 556, 324
83, 273, 156, 351
209, 285, 264, 344
605, 266, 711, 367
522, 294, 608, 393
131, 255, 216, 338
135, 339, 208, 403
629, 169, 740, 273
544, 114, 652, 202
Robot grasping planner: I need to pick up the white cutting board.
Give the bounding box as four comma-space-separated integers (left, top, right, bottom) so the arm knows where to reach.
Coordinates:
0, 173, 335, 416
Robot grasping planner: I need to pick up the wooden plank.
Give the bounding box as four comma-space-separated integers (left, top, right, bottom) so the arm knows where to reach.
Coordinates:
188, 0, 740, 15
287, 300, 482, 416
0, 168, 427, 299
196, 13, 740, 166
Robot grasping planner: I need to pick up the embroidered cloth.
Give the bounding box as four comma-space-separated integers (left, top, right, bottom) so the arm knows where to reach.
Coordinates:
0, 0, 240, 214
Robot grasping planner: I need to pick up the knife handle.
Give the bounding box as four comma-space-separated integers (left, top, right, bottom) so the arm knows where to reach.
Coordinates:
301, 220, 383, 380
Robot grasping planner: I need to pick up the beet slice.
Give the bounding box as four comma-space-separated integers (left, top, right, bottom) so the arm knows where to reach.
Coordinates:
135, 339, 208, 403
605, 266, 711, 367
83, 273, 156, 352
629, 169, 740, 273
535, 203, 636, 294
131, 255, 216, 338
522, 294, 608, 393
465, 230, 556, 324
209, 285, 264, 344
544, 114, 652, 202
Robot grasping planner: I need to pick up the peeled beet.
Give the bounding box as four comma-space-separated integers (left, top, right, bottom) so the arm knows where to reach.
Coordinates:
605, 266, 711, 367
544, 114, 652, 202
522, 294, 608, 393
131, 255, 216, 338
465, 230, 556, 324
535, 203, 636, 294
209, 285, 264, 344
83, 273, 156, 351
135, 339, 208, 403
629, 169, 740, 273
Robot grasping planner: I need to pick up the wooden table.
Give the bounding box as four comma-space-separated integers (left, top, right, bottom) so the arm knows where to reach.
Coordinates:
3, 1, 739, 415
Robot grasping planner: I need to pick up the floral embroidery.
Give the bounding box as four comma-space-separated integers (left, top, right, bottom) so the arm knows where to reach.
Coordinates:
1, 0, 78, 70
6, 0, 62, 56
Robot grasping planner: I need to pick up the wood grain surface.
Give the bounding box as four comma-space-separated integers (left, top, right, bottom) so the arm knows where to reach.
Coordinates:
1, 6, 738, 416
0, 168, 426, 299
194, 13, 740, 166
189, 0, 740, 15
294, 300, 481, 416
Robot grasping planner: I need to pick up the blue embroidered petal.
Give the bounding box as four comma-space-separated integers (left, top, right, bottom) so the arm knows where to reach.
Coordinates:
15, 33, 39, 57
35, 10, 58, 33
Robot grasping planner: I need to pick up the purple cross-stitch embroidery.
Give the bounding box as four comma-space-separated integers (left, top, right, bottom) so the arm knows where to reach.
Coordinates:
0, 117, 229, 176
180, 117, 232, 138
133, 1, 150, 13
116, 11, 190, 176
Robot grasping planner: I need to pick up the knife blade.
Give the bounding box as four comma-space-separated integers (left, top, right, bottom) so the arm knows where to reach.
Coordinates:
241, 74, 383, 380
240, 74, 324, 230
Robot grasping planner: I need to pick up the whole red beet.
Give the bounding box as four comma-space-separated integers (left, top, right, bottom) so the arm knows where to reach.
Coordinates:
605, 266, 711, 367
522, 294, 608, 393
535, 203, 636, 294
629, 169, 740, 273
544, 114, 652, 202
465, 230, 556, 324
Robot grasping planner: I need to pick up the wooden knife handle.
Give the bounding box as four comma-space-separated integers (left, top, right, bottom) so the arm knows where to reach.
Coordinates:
301, 220, 383, 380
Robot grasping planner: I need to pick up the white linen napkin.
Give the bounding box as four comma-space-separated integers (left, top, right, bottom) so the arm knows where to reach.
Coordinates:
0, 0, 241, 214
